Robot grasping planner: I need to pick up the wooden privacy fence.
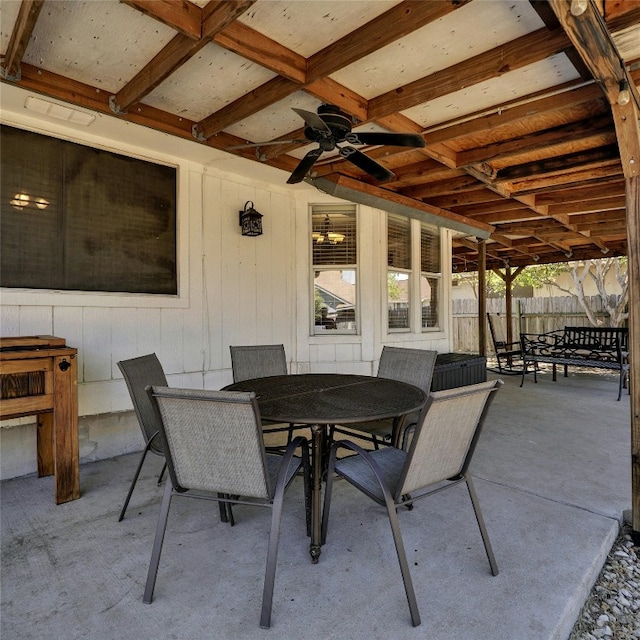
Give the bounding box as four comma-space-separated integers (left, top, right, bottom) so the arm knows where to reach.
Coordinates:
453, 295, 624, 354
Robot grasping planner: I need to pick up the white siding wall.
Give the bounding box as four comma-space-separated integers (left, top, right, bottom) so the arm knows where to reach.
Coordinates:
0, 85, 453, 480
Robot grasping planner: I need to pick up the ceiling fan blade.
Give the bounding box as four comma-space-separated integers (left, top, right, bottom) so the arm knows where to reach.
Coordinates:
345, 132, 425, 147
227, 139, 307, 150
338, 146, 395, 182
292, 108, 332, 134
286, 147, 324, 184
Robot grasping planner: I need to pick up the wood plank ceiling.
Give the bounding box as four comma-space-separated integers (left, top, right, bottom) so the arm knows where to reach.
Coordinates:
1, 0, 639, 272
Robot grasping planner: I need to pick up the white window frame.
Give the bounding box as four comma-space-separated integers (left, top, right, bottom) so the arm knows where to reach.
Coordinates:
386, 215, 442, 334
310, 204, 358, 336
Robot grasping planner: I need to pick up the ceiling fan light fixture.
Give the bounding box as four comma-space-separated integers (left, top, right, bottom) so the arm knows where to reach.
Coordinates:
314, 215, 345, 245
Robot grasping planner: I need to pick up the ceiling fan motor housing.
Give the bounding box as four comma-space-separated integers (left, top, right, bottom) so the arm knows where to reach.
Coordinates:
317, 104, 352, 141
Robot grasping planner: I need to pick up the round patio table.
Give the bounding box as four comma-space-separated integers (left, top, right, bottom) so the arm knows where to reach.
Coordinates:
224, 373, 427, 562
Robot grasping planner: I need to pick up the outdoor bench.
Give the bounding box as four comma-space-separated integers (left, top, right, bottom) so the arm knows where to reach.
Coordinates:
520, 326, 629, 400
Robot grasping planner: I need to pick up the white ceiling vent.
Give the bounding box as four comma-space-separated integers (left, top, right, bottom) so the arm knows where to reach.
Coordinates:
24, 96, 95, 126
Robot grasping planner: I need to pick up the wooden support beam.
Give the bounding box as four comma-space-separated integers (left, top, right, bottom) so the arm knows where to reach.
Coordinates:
368, 28, 571, 119
111, 1, 256, 113
306, 0, 469, 83
121, 0, 202, 39
548, 0, 640, 108
478, 240, 487, 357
549, 0, 640, 540
626, 176, 640, 543
0, 0, 43, 80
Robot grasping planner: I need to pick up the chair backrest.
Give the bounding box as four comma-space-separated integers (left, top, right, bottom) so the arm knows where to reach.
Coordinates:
487, 313, 507, 351
117, 354, 168, 455
377, 346, 437, 392
148, 386, 272, 499
230, 344, 288, 383
397, 379, 502, 499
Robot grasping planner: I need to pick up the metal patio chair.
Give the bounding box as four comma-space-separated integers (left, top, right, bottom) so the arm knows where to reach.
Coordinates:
321, 379, 503, 627
329, 346, 437, 449
118, 354, 234, 525
487, 313, 523, 374
116, 354, 170, 522
230, 344, 306, 446
143, 386, 311, 629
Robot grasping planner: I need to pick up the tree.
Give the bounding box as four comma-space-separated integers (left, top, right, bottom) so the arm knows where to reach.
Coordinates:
547, 258, 628, 327
453, 263, 568, 297
453, 257, 628, 327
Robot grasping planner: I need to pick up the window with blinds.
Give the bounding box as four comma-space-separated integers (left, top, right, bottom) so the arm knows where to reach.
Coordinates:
386, 216, 441, 332
387, 215, 411, 330
311, 205, 357, 334
0, 125, 177, 294
421, 223, 441, 329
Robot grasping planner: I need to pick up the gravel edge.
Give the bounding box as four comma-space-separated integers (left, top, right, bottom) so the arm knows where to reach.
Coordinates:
568, 526, 640, 640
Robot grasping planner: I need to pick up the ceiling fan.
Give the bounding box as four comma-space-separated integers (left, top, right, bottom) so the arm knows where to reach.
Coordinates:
228, 104, 426, 185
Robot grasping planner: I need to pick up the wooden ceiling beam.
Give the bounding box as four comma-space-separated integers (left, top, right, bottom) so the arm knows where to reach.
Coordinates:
194, 1, 468, 145
508, 164, 624, 194
569, 208, 627, 224
575, 219, 628, 233
304, 77, 368, 121
487, 234, 546, 260
468, 210, 546, 225
534, 178, 626, 203
454, 114, 615, 168
0, 0, 43, 81
110, 0, 257, 114
194, 76, 300, 140
427, 189, 504, 208
306, 0, 469, 83
368, 28, 572, 119
121, 0, 202, 39
213, 19, 306, 83
549, 0, 640, 107
5, 63, 299, 176
400, 175, 484, 199
449, 199, 531, 216
454, 236, 504, 261
494, 143, 621, 181
548, 194, 627, 214
423, 82, 603, 146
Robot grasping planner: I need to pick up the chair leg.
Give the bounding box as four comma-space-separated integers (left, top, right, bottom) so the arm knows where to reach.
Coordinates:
259, 482, 287, 628
118, 442, 153, 522
321, 445, 338, 545
157, 461, 167, 484
217, 495, 234, 526
301, 443, 312, 537
385, 501, 421, 627
143, 480, 173, 604
465, 476, 499, 576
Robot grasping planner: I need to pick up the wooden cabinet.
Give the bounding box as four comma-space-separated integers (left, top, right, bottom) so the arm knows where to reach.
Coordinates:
0, 336, 79, 503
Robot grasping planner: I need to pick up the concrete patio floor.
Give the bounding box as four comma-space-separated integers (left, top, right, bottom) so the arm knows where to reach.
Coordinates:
1, 369, 631, 640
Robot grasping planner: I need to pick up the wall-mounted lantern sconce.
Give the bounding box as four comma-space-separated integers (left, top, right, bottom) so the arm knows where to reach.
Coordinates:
239, 201, 263, 237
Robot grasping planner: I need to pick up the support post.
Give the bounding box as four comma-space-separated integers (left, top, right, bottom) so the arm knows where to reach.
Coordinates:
478, 239, 487, 357
626, 176, 640, 542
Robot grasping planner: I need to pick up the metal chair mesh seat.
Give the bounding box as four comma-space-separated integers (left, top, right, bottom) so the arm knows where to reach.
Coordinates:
143, 386, 311, 629
322, 379, 502, 627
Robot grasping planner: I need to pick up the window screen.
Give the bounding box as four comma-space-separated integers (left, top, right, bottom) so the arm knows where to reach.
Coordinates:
1, 125, 177, 294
